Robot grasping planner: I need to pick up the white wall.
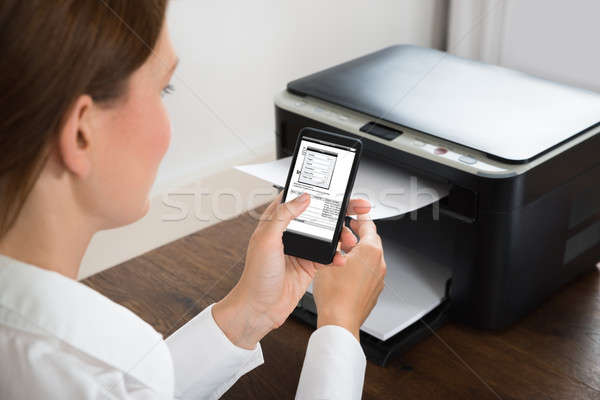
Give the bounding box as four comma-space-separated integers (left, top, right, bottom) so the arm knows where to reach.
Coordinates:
79, 0, 448, 279
499, 0, 600, 92
448, 0, 600, 92
156, 0, 448, 192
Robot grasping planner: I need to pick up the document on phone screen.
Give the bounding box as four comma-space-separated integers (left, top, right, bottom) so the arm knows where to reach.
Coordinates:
283, 138, 357, 242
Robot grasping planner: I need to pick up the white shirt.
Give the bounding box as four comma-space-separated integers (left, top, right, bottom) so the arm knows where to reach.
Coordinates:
0, 254, 366, 399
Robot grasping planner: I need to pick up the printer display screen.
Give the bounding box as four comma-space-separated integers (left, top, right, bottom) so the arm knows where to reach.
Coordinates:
284, 138, 356, 242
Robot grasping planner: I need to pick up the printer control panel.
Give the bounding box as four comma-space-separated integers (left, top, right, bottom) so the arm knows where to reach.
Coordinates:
277, 91, 518, 177
275, 90, 599, 178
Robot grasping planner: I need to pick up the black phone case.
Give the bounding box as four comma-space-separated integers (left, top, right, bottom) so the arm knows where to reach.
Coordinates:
281, 127, 362, 264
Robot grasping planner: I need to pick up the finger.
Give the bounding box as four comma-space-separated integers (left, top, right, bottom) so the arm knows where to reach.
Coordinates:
339, 226, 357, 253
290, 255, 319, 279
265, 192, 311, 234
257, 191, 283, 226
330, 251, 347, 267
349, 216, 361, 233
313, 262, 329, 271
346, 198, 371, 216
350, 213, 377, 239
311, 258, 335, 270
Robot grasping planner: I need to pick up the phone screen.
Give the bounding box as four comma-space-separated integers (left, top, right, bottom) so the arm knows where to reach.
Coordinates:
283, 137, 357, 242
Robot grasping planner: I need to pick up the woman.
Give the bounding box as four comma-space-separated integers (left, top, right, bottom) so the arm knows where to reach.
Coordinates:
0, 1, 386, 399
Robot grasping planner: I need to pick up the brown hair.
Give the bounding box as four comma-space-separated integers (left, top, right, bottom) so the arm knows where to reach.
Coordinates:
0, 0, 168, 236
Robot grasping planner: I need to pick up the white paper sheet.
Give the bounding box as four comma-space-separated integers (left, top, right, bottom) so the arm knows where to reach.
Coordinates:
236, 157, 450, 220
307, 234, 451, 341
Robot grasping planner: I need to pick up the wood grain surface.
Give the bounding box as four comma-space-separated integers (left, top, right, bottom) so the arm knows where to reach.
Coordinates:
83, 205, 600, 400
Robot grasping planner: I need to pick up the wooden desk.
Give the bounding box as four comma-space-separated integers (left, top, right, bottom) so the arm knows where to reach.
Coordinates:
83, 205, 600, 399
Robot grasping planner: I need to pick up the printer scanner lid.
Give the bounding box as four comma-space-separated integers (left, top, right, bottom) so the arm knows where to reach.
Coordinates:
287, 45, 600, 164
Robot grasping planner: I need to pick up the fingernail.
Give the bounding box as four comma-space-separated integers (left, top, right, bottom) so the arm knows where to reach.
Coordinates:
296, 193, 310, 203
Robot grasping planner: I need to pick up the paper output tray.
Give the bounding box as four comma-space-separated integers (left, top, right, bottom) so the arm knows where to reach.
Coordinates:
293, 294, 450, 367
292, 228, 452, 366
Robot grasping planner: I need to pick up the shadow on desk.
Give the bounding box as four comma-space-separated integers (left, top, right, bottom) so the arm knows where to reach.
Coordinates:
84, 205, 600, 400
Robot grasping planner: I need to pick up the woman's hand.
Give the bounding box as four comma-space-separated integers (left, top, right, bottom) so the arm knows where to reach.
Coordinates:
312, 213, 386, 340
212, 192, 371, 349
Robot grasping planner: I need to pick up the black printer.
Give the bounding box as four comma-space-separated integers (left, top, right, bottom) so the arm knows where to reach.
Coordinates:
274, 45, 600, 365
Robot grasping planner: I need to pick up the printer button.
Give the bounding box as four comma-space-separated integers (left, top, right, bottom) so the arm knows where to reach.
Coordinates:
458, 155, 477, 165
434, 147, 448, 155
412, 140, 425, 147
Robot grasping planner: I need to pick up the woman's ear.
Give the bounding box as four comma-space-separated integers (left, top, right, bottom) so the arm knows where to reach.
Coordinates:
58, 95, 94, 178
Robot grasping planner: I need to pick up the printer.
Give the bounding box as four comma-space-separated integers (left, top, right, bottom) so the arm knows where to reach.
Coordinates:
273, 45, 600, 365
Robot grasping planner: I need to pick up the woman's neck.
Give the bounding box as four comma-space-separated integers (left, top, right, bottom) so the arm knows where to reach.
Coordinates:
0, 171, 97, 280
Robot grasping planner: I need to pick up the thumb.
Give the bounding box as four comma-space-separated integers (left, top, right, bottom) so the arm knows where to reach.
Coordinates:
268, 192, 311, 233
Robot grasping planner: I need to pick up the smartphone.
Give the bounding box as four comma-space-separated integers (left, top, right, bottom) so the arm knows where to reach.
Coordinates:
282, 127, 362, 264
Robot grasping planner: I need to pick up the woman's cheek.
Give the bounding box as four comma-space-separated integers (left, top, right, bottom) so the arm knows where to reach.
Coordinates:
158, 109, 171, 160
140, 107, 169, 177
129, 113, 168, 221
151, 103, 171, 164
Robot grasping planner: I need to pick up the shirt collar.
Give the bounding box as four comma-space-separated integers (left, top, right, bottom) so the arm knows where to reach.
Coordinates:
0, 254, 174, 397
